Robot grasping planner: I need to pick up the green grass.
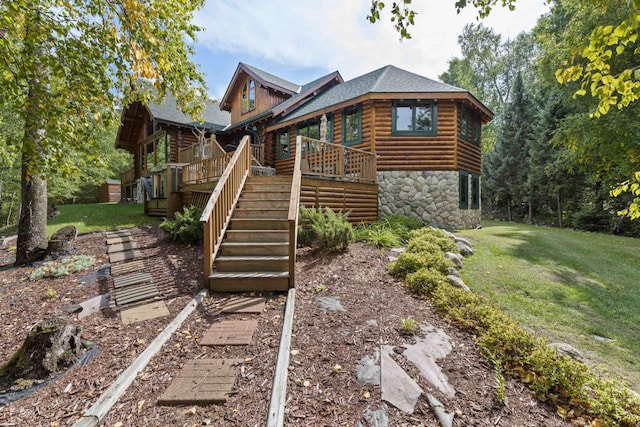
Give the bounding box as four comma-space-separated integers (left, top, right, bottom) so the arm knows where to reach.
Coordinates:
458, 220, 640, 390
0, 203, 159, 238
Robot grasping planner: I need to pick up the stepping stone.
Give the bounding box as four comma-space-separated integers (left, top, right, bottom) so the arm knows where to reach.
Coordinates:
113, 272, 153, 289
109, 249, 142, 263
120, 301, 170, 325
217, 296, 266, 313
380, 345, 422, 414
114, 282, 160, 306
106, 229, 131, 237
158, 359, 240, 405
78, 293, 111, 319
318, 296, 346, 312
200, 320, 258, 346
110, 260, 145, 276
107, 241, 138, 253
106, 235, 134, 245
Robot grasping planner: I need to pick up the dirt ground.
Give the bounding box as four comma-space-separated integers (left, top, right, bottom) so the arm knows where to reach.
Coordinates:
0, 226, 572, 426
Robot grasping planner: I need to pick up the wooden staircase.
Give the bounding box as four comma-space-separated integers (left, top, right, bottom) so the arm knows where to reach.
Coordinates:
208, 175, 293, 292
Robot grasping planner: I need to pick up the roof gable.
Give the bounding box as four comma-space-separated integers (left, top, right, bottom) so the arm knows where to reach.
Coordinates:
220, 62, 300, 110
147, 94, 230, 130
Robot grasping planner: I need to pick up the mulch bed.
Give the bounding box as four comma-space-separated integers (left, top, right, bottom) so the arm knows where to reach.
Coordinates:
0, 227, 572, 426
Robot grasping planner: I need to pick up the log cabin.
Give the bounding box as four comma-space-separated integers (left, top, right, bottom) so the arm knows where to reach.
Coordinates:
116, 62, 493, 292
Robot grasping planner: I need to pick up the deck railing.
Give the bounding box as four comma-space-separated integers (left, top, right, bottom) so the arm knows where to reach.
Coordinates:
182, 153, 233, 185
288, 137, 304, 288
251, 144, 265, 166
200, 135, 251, 277
178, 138, 226, 164
299, 136, 377, 183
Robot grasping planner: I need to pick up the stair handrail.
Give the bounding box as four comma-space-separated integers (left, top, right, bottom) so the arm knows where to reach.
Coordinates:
287, 136, 303, 288
200, 135, 252, 277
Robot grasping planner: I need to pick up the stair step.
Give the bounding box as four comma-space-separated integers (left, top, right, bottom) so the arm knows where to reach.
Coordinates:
240, 191, 291, 201
232, 208, 288, 219
246, 175, 291, 182
208, 272, 289, 292
229, 219, 290, 230
243, 183, 292, 192
237, 199, 290, 209
215, 255, 288, 272
225, 230, 289, 243
220, 242, 289, 256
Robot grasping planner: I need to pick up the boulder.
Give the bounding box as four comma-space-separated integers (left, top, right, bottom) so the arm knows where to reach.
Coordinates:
444, 252, 463, 268
446, 275, 470, 292
448, 267, 460, 278
548, 343, 584, 361
456, 241, 474, 257
453, 236, 472, 247
46, 225, 78, 256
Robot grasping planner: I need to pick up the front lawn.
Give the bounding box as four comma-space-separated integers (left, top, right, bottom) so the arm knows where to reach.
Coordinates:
458, 220, 640, 390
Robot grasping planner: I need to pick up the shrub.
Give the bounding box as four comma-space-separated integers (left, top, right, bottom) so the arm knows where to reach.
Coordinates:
572, 204, 612, 232
377, 214, 422, 242
29, 255, 96, 281
387, 252, 426, 278
408, 227, 459, 253
160, 205, 203, 244
298, 206, 353, 252
354, 227, 401, 248
405, 267, 446, 295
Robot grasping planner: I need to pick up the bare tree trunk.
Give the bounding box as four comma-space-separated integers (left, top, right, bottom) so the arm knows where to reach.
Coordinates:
0, 179, 3, 226
507, 196, 512, 222
528, 201, 533, 224
556, 190, 563, 228
15, 7, 49, 265
7, 189, 17, 226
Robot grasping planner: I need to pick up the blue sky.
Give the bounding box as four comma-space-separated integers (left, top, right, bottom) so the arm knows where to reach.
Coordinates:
191, 1, 550, 100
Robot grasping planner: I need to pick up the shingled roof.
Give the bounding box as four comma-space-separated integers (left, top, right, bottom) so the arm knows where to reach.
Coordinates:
277, 65, 468, 123
241, 62, 300, 94
147, 94, 230, 131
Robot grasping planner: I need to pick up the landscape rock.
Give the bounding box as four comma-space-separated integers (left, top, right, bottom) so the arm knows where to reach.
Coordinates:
426, 393, 455, 427
548, 343, 584, 361
317, 296, 346, 312
448, 267, 460, 278
444, 252, 463, 268
456, 241, 474, 257
356, 350, 381, 385
358, 406, 389, 427
447, 275, 470, 292
453, 236, 472, 247
380, 345, 422, 414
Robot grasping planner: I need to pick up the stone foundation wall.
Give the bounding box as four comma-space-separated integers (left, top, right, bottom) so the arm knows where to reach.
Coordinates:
377, 170, 481, 229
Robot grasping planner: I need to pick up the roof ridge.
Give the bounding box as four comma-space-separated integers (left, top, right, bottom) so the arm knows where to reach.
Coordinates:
371, 65, 393, 92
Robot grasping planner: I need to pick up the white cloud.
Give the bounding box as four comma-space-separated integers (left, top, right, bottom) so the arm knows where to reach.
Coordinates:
194, 0, 549, 86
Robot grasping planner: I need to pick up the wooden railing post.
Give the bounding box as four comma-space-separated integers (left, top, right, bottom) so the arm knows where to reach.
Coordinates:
288, 136, 303, 288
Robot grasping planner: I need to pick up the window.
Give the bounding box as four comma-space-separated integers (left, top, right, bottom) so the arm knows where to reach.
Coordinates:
342, 105, 362, 146
392, 100, 437, 136
276, 129, 290, 160
471, 174, 480, 209
297, 114, 333, 142
241, 79, 255, 114
459, 106, 469, 141
471, 118, 481, 146
459, 171, 469, 209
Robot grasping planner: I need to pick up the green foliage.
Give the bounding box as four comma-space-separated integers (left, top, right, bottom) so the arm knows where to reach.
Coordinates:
297, 206, 353, 252
44, 286, 58, 299
29, 255, 96, 281
611, 171, 640, 220
400, 316, 418, 335
493, 359, 507, 406
160, 205, 203, 245
387, 252, 426, 278
407, 227, 459, 253
405, 267, 446, 295
572, 204, 612, 232
354, 214, 421, 248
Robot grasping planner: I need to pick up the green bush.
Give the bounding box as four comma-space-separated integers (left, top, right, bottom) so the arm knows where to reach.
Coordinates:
408, 227, 459, 253
405, 267, 446, 295
387, 252, 426, 278
29, 255, 96, 281
572, 204, 612, 233
160, 205, 203, 244
354, 227, 401, 248
297, 206, 353, 252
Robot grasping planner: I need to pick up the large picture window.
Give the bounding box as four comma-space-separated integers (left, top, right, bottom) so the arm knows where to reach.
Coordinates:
241, 79, 255, 114
297, 114, 333, 142
276, 129, 290, 160
392, 100, 437, 136
342, 105, 362, 146
459, 171, 469, 209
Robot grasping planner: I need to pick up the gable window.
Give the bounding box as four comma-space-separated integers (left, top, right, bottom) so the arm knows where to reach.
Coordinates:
276, 129, 290, 160
459, 170, 469, 209
241, 79, 256, 114
342, 104, 362, 146
459, 106, 469, 141
392, 100, 437, 136
471, 174, 480, 209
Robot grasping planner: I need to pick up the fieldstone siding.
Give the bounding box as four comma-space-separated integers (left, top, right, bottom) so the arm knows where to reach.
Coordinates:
377, 170, 480, 229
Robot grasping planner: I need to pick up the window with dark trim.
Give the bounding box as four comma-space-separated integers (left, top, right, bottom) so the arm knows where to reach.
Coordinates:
241, 79, 255, 114
276, 129, 290, 160
297, 114, 333, 142
342, 105, 362, 146
459, 106, 469, 141
471, 174, 480, 209
392, 100, 437, 136
459, 171, 469, 209
471, 118, 481, 146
